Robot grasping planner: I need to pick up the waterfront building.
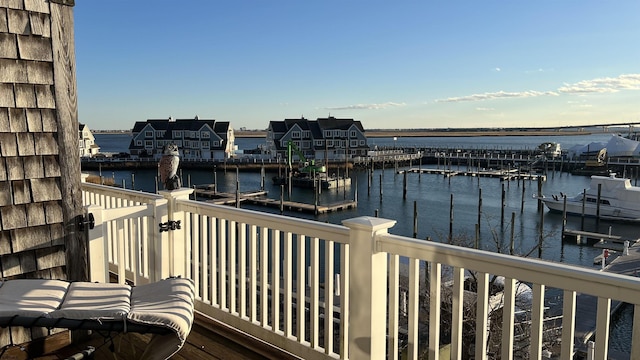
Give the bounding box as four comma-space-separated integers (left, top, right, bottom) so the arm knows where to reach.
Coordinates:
79, 123, 100, 157
265, 116, 368, 162
128, 116, 235, 160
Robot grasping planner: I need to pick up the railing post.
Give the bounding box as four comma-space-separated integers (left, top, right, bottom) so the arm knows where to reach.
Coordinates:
343, 216, 396, 360
159, 188, 194, 278
149, 198, 169, 282
86, 204, 107, 283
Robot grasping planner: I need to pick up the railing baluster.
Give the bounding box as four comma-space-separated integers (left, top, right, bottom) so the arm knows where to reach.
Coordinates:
284, 231, 293, 337
238, 222, 247, 319
249, 224, 258, 322
325, 239, 336, 356
502, 277, 516, 360
408, 258, 420, 360
387, 254, 400, 360
271, 229, 281, 333
210, 217, 218, 307
475, 272, 489, 360
191, 213, 200, 298
428, 262, 441, 360
451, 266, 464, 360
260, 226, 269, 327
200, 214, 209, 303
218, 218, 227, 310
310, 236, 320, 349
229, 220, 237, 315
595, 297, 611, 360
297, 234, 307, 343
560, 290, 576, 360
530, 283, 545, 360
339, 243, 349, 360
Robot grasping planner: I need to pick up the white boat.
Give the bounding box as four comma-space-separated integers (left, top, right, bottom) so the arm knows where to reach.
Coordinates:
539, 174, 640, 221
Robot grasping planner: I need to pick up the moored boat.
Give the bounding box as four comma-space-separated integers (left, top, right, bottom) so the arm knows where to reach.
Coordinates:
539, 174, 640, 221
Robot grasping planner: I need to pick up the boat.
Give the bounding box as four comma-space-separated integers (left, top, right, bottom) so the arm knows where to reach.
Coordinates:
539, 174, 640, 221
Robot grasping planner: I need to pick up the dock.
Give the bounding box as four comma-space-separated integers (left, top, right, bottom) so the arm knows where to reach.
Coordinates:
244, 198, 357, 214
400, 167, 545, 181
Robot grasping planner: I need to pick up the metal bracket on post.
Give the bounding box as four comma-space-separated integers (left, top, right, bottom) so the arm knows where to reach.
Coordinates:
77, 213, 95, 231
159, 220, 181, 233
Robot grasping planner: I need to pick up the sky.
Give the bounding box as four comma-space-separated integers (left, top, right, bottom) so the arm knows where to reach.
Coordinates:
74, 1, 640, 131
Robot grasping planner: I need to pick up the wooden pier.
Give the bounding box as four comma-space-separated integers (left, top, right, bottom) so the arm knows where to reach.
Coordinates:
245, 198, 357, 214
399, 167, 545, 181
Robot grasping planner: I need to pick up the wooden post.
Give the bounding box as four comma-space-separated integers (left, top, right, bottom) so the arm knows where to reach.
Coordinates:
521, 180, 526, 213
50, 0, 88, 281
413, 201, 418, 238
403, 171, 407, 199
449, 193, 454, 243
562, 195, 567, 240
477, 188, 482, 230
379, 174, 383, 202
501, 183, 505, 226
581, 188, 586, 231
235, 167, 240, 208
510, 212, 515, 255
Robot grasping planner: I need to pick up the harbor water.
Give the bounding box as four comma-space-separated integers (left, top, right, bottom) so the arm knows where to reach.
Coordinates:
93, 133, 637, 353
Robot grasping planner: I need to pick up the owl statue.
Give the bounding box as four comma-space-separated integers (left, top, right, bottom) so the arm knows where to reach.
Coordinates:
159, 143, 181, 190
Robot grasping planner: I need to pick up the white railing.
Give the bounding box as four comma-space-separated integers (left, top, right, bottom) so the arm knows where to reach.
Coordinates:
82, 182, 640, 360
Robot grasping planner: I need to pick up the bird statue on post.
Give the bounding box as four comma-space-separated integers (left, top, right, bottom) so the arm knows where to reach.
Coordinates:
159, 143, 181, 190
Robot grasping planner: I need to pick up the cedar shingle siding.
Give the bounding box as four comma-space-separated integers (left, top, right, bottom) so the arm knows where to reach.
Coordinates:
0, 0, 81, 347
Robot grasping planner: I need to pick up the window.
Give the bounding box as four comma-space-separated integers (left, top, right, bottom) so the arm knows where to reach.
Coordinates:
202, 141, 210, 149
212, 141, 219, 147
350, 130, 357, 138
145, 140, 153, 148
201, 131, 210, 138
327, 140, 334, 147
292, 131, 301, 138
359, 140, 365, 146
351, 140, 358, 147
303, 131, 310, 138
136, 140, 143, 146
145, 131, 153, 138
155, 131, 164, 138
173, 131, 183, 138
157, 141, 164, 148
324, 130, 332, 138
191, 131, 197, 138
315, 140, 324, 146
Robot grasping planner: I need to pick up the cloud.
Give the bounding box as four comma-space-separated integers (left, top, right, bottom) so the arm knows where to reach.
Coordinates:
436, 90, 558, 103
558, 74, 640, 94
435, 74, 640, 103
325, 102, 407, 110
476, 107, 495, 111
494, 67, 501, 72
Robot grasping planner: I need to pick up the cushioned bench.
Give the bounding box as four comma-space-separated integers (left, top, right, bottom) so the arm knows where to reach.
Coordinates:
0, 277, 195, 360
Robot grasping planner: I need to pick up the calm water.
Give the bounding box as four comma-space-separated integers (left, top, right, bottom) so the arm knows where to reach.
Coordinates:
93, 133, 636, 351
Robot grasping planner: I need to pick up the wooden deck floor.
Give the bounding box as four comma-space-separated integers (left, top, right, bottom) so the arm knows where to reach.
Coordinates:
2, 312, 301, 360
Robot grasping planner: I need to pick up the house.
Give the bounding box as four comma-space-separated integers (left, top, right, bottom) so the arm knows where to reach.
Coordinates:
265, 116, 368, 162
79, 123, 100, 157
128, 116, 235, 160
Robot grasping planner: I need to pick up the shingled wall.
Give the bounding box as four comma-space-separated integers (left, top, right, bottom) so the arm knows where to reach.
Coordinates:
0, 0, 85, 346
0, 0, 87, 346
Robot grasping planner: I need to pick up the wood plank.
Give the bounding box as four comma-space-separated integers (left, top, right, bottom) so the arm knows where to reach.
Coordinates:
50, 0, 86, 282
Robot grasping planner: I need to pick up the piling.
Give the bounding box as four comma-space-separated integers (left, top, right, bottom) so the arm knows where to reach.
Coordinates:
501, 183, 505, 225
403, 171, 407, 200
510, 212, 515, 255
379, 174, 383, 202
581, 189, 586, 231
520, 180, 526, 213
449, 194, 454, 243
413, 201, 418, 238
477, 188, 482, 229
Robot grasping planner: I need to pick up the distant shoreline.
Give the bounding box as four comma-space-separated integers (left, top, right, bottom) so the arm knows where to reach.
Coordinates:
95, 129, 599, 137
